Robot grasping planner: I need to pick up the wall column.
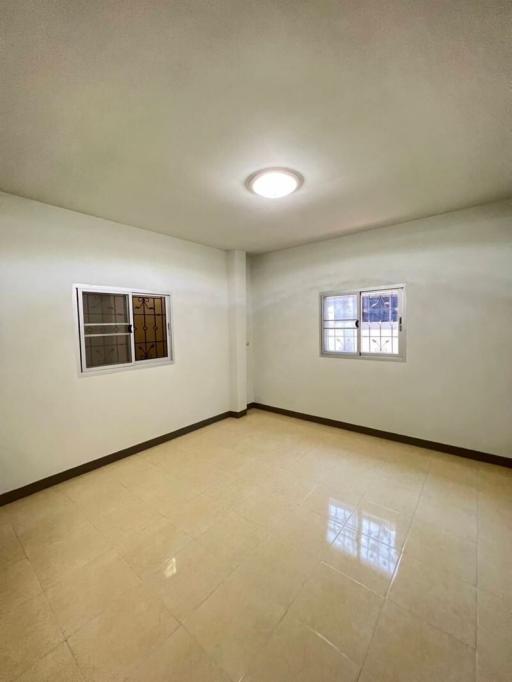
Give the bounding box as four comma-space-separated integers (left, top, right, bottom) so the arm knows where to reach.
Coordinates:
227, 250, 247, 412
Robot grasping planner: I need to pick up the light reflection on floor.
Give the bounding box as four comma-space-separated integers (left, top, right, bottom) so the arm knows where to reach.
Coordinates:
327, 500, 398, 576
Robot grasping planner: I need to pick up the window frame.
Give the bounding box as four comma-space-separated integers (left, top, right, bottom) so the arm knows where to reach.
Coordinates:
320, 284, 406, 361
74, 284, 174, 375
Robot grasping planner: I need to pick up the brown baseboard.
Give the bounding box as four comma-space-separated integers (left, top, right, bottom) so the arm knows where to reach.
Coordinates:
248, 402, 511, 469
0, 409, 248, 506
229, 409, 247, 418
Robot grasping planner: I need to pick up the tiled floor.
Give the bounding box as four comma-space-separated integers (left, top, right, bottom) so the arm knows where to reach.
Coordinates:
1, 408, 511, 681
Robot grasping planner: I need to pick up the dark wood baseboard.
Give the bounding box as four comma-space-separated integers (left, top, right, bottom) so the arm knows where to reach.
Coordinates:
3, 401, 508, 506
248, 402, 511, 469
229, 409, 247, 418
0, 409, 247, 506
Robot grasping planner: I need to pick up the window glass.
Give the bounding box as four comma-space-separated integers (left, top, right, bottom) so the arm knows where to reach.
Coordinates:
82, 292, 132, 368
322, 294, 358, 354
361, 290, 400, 355
132, 295, 169, 361
83, 292, 129, 324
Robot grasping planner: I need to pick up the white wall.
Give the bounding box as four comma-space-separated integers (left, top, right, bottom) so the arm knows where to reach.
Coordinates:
0, 193, 231, 493
250, 201, 512, 458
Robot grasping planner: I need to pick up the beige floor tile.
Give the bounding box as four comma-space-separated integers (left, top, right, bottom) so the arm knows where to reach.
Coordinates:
100, 455, 159, 488
87, 495, 164, 546
428, 454, 480, 488
126, 466, 202, 515
124, 627, 230, 681
198, 510, 268, 567
16, 642, 83, 681
477, 536, 512, 598
365, 467, 426, 494
178, 464, 237, 497
322, 527, 400, 596
362, 481, 420, 516
404, 519, 477, 584
287, 562, 382, 664
477, 589, 512, 682
229, 535, 318, 609
422, 475, 478, 514
478, 494, 512, 541
0, 557, 42, 610
264, 467, 317, 502
263, 447, 308, 473
389, 554, 476, 647
232, 459, 281, 492
164, 489, 235, 537
68, 584, 179, 682
0, 594, 63, 682
235, 490, 295, 531
244, 613, 360, 682
361, 601, 476, 682
269, 507, 345, 556
119, 518, 192, 577
137, 440, 190, 469
62, 472, 133, 515
300, 483, 360, 525
142, 540, 234, 621
288, 451, 332, 482
16, 507, 90, 556
415, 495, 477, 543
206, 450, 258, 478
46, 549, 140, 637
324, 462, 373, 497
184, 574, 285, 682
477, 463, 512, 492
5, 489, 75, 531
3, 412, 505, 682
27, 521, 113, 589
0, 521, 25, 567
343, 500, 411, 550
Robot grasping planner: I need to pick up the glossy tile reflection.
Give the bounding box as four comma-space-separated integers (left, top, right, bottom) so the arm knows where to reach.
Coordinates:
0, 409, 510, 681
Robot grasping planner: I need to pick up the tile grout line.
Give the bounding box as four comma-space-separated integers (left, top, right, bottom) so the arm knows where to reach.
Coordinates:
353, 458, 431, 681
475, 467, 482, 678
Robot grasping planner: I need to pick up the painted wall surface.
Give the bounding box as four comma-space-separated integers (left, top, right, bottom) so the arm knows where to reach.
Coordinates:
250, 202, 512, 458
0, 193, 231, 493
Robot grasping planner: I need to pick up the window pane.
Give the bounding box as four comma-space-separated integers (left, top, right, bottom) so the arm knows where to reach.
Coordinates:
324, 327, 357, 353
85, 334, 132, 368
82, 292, 129, 324
132, 295, 169, 361
323, 294, 357, 321
361, 290, 400, 355
322, 294, 358, 353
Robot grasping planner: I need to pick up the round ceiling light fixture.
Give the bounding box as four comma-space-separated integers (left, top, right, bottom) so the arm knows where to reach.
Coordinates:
246, 167, 303, 198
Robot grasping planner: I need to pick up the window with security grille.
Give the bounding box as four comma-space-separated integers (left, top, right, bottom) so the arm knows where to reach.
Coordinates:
321, 286, 405, 360
132, 295, 169, 361
76, 286, 172, 373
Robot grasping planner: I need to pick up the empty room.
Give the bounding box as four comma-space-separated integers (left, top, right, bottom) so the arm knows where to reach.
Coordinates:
0, 2, 511, 681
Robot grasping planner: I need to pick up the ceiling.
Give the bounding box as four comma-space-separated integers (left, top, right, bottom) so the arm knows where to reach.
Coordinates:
1, 1, 510, 253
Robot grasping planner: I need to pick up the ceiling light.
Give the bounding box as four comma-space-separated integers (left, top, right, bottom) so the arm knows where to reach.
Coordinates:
247, 168, 303, 198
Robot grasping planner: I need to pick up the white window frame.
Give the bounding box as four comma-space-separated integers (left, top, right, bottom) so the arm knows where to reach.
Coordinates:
74, 284, 174, 375
320, 284, 406, 361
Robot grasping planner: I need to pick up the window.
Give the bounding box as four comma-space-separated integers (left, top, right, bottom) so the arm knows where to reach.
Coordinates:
76, 286, 172, 373
321, 286, 405, 360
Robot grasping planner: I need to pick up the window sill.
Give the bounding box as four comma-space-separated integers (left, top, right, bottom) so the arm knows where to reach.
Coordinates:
79, 358, 174, 377
320, 352, 406, 362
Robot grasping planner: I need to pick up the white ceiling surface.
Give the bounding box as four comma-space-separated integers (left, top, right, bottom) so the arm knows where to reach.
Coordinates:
1, 1, 510, 253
